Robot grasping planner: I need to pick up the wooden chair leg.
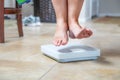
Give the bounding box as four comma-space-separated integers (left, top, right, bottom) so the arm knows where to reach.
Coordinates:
17, 13, 23, 37
0, 0, 5, 43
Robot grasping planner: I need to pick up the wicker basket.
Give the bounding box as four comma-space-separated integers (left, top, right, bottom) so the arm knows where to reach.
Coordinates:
39, 0, 56, 23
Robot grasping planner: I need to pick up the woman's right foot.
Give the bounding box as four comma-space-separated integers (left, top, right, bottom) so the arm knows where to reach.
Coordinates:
69, 21, 93, 39
53, 23, 68, 46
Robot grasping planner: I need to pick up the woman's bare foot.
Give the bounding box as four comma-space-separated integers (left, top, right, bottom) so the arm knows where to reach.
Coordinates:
53, 23, 68, 46
69, 21, 93, 39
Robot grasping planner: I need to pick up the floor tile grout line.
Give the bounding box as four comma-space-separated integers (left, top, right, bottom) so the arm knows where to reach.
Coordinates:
39, 63, 58, 80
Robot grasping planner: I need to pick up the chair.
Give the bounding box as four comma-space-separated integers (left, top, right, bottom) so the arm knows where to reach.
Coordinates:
0, 0, 23, 43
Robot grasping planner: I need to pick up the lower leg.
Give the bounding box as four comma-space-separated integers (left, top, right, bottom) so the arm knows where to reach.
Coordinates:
68, 0, 92, 39
52, 0, 68, 46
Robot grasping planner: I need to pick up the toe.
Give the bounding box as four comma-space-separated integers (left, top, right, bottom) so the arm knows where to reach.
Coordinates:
83, 31, 88, 38
86, 29, 93, 36
57, 40, 62, 46
62, 39, 68, 45
53, 39, 58, 46
89, 30, 93, 36
85, 30, 91, 37
82, 29, 92, 38
76, 29, 85, 39
79, 29, 88, 38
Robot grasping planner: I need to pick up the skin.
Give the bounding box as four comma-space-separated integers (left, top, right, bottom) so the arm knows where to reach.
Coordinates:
52, 0, 93, 46
52, 0, 68, 46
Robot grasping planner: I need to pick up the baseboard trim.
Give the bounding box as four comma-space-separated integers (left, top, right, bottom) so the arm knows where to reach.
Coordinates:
98, 13, 120, 17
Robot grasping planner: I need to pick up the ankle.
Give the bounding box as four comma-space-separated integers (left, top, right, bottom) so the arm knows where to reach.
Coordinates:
57, 18, 67, 24
68, 18, 79, 26
56, 21, 68, 31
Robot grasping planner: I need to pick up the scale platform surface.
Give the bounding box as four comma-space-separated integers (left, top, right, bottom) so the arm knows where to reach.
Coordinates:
41, 43, 100, 62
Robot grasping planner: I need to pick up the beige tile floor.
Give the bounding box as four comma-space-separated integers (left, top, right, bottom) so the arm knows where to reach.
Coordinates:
0, 17, 120, 80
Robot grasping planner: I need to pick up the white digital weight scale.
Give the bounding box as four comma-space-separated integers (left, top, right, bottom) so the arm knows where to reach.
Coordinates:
41, 43, 100, 62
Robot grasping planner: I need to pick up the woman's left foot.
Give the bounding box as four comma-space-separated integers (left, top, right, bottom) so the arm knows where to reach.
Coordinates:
69, 21, 93, 39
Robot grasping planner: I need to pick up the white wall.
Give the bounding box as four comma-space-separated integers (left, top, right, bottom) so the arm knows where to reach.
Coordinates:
91, 0, 99, 17
79, 0, 120, 22
79, 0, 91, 22
5, 0, 15, 7
98, 0, 120, 17
79, 0, 99, 22
5, 0, 15, 19
22, 3, 34, 17
4, 0, 33, 18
